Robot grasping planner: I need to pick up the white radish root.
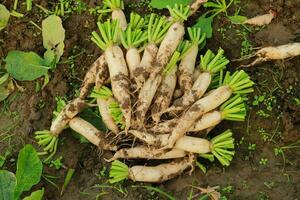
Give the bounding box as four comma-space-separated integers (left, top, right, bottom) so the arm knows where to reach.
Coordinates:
105, 45, 132, 131
165, 86, 232, 148
151, 66, 177, 123
109, 155, 195, 183
246, 43, 300, 67
69, 117, 117, 151
50, 98, 88, 136
97, 97, 120, 134
126, 48, 141, 80
112, 9, 127, 30
244, 10, 276, 26
189, 0, 208, 16
108, 146, 186, 161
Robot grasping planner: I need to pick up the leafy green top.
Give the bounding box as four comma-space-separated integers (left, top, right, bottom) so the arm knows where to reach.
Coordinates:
167, 4, 190, 22
91, 19, 120, 50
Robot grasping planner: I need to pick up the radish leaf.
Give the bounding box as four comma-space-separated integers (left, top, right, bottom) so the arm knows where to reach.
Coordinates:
193, 15, 213, 38
23, 188, 44, 200
150, 0, 193, 9
0, 170, 16, 200
14, 145, 43, 199
228, 15, 247, 24
42, 15, 65, 62
0, 4, 10, 30
5, 51, 50, 81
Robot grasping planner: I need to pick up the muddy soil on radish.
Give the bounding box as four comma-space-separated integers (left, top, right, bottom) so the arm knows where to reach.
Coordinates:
0, 0, 299, 199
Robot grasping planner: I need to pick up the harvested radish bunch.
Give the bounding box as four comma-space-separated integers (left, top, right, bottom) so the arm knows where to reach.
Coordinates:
36, 1, 256, 183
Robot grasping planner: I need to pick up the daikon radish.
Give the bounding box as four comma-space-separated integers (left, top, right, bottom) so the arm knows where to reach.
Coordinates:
244, 10, 276, 26
109, 154, 195, 183
90, 86, 120, 134
69, 117, 117, 151
120, 13, 147, 80
129, 129, 235, 166
178, 27, 206, 93
134, 5, 190, 126
108, 147, 187, 161
246, 43, 300, 67
149, 94, 246, 133
79, 55, 108, 99
134, 14, 171, 88
102, 0, 127, 30
164, 70, 254, 149
163, 49, 229, 115
91, 19, 132, 131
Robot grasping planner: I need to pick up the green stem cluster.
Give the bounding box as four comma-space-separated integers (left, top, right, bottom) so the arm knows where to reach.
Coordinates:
109, 160, 129, 183
220, 94, 246, 121
211, 129, 235, 166
109, 100, 125, 129
187, 27, 206, 47
102, 0, 124, 11
147, 14, 172, 44
223, 70, 255, 94
90, 86, 113, 100
34, 130, 59, 163
200, 48, 229, 74
167, 4, 190, 22
91, 19, 120, 51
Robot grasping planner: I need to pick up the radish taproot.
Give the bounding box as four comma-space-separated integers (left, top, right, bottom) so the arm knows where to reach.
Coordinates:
163, 49, 229, 115
79, 55, 107, 99
120, 13, 147, 80
129, 129, 235, 166
134, 5, 190, 126
151, 41, 193, 123
178, 27, 206, 93
108, 147, 187, 161
69, 117, 117, 151
164, 70, 254, 149
149, 94, 246, 133
109, 154, 195, 183
91, 19, 132, 131
101, 0, 127, 30
90, 86, 120, 134
244, 10, 276, 26
245, 42, 300, 67
134, 14, 171, 89
189, 0, 208, 16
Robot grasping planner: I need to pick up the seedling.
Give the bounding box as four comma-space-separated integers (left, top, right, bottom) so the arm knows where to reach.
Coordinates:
259, 158, 268, 166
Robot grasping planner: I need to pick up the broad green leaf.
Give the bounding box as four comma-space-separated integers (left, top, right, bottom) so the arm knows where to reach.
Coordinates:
150, 0, 193, 9
193, 15, 213, 39
23, 188, 44, 200
0, 4, 10, 30
14, 145, 43, 199
42, 15, 65, 61
228, 15, 247, 24
5, 51, 50, 81
0, 170, 16, 200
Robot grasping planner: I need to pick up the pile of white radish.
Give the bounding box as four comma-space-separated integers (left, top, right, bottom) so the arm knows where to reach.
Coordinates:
35, 0, 256, 183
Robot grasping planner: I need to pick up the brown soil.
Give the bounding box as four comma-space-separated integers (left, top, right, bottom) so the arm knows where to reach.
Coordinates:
0, 0, 300, 200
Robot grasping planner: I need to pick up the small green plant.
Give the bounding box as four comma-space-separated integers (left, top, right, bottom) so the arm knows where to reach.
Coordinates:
0, 149, 11, 168
0, 145, 44, 199
248, 143, 256, 151
256, 110, 270, 118
259, 158, 268, 166
49, 156, 64, 170
222, 185, 234, 194
293, 97, 300, 106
